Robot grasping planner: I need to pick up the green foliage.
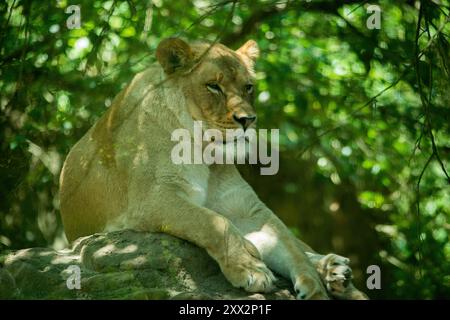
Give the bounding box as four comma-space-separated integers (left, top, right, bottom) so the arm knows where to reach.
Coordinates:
0, 0, 449, 299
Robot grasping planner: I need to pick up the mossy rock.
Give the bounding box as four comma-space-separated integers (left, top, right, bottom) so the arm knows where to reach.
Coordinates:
1, 230, 295, 300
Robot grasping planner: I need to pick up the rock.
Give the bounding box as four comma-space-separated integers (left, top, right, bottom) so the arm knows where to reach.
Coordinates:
0, 230, 295, 300
0, 267, 16, 299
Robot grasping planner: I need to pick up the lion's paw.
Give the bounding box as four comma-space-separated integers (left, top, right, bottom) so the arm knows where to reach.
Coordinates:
317, 253, 368, 300
294, 272, 330, 300
221, 240, 276, 293
224, 257, 276, 293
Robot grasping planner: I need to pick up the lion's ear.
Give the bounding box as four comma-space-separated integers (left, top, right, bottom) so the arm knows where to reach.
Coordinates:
236, 40, 260, 62
156, 38, 194, 74
236, 40, 259, 74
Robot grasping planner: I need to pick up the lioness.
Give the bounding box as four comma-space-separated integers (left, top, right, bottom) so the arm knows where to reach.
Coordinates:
59, 38, 367, 300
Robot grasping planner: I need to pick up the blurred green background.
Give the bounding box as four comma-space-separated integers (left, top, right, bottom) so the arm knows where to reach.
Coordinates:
0, 0, 449, 299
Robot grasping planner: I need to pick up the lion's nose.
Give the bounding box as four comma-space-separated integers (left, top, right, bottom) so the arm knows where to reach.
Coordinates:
233, 114, 256, 130
344, 268, 352, 279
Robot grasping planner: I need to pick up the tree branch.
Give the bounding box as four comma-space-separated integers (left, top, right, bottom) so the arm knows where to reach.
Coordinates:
221, 0, 367, 45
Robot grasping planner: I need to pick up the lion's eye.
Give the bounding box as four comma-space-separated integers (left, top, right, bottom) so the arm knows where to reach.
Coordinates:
245, 84, 254, 94
206, 83, 222, 94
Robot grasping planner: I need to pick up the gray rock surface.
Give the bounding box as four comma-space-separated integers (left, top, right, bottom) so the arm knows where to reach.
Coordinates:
0, 230, 295, 299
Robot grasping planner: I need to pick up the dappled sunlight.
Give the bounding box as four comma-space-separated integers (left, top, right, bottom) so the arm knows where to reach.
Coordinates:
50, 254, 79, 265
116, 244, 138, 254
92, 244, 116, 258
0, 0, 449, 299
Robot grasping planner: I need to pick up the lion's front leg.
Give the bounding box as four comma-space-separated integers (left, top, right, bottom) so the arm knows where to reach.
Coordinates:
237, 207, 330, 300
208, 166, 329, 300
126, 186, 276, 294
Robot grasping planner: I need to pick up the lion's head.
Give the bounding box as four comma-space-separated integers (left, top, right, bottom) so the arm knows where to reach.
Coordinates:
155, 38, 259, 136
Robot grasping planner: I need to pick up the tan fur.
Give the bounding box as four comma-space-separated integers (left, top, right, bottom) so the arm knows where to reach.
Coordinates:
60, 38, 366, 300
